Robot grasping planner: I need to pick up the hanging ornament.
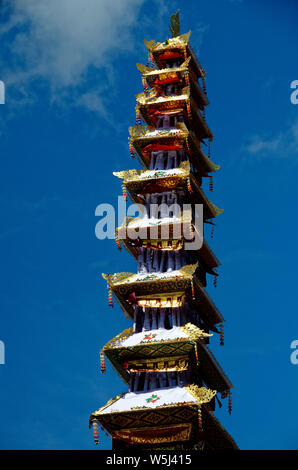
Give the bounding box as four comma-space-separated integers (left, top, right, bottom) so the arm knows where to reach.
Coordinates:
129, 140, 135, 158
202, 108, 206, 122
191, 280, 195, 300
186, 101, 192, 121
115, 236, 122, 251
187, 177, 192, 193
183, 48, 187, 61
93, 422, 99, 445
228, 390, 232, 414
149, 52, 154, 67
213, 273, 218, 288
209, 175, 214, 192
185, 136, 190, 151
185, 71, 189, 86
136, 107, 141, 125
194, 342, 199, 364
142, 76, 149, 94
211, 224, 215, 239
122, 183, 127, 201
107, 277, 113, 308
198, 409, 203, 430
100, 351, 106, 374
219, 323, 224, 346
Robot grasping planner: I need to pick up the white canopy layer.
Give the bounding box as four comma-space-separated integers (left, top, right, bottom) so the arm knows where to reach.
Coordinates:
97, 386, 197, 415
115, 326, 189, 348
122, 269, 183, 283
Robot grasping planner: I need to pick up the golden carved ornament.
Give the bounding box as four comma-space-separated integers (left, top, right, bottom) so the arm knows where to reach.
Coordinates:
102, 328, 133, 351
128, 124, 149, 138
178, 263, 197, 278
93, 393, 125, 417
136, 63, 154, 74
144, 39, 157, 51
169, 10, 180, 38
185, 384, 217, 404
180, 322, 212, 341
102, 272, 134, 286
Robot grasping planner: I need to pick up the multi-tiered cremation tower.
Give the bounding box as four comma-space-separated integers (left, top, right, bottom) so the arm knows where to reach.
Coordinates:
89, 12, 237, 450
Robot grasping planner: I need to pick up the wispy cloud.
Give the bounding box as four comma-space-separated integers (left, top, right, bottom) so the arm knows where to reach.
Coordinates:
0, 0, 146, 114
242, 119, 298, 159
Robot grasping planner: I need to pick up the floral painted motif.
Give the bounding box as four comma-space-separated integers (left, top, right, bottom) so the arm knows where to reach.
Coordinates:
143, 333, 157, 341
146, 393, 160, 404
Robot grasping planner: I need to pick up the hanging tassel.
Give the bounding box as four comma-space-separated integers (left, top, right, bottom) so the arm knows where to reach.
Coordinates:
185, 71, 189, 86
219, 324, 224, 346
198, 409, 203, 430
191, 280, 195, 300
185, 136, 190, 151
122, 183, 127, 201
211, 224, 215, 239
209, 175, 214, 192
183, 48, 187, 61
100, 351, 106, 374
115, 236, 122, 251
149, 52, 154, 67
187, 177, 192, 193
129, 141, 135, 159
107, 278, 113, 308
136, 107, 141, 125
202, 108, 206, 122
186, 101, 192, 121
194, 342, 199, 364
228, 390, 232, 414
213, 274, 218, 288
93, 422, 99, 445
142, 76, 149, 94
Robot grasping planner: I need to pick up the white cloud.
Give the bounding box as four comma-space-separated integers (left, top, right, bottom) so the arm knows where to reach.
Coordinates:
242, 120, 298, 159
2, 0, 144, 87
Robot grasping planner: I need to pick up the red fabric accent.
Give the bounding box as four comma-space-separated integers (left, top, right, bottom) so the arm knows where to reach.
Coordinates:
143, 143, 183, 152
148, 109, 182, 116
158, 51, 182, 60
153, 76, 180, 85
127, 292, 137, 304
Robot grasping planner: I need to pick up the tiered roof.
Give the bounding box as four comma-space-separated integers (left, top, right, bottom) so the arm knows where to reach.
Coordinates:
89, 10, 236, 450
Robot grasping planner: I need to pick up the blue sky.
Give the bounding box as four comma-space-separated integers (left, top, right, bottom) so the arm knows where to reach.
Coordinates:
0, 0, 298, 450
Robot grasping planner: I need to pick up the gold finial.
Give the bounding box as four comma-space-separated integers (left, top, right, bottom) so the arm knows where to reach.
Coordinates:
169, 10, 180, 37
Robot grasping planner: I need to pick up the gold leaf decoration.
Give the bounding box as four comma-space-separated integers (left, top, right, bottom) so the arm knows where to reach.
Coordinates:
113, 170, 142, 180
179, 263, 198, 277
136, 63, 153, 74
128, 125, 149, 138
102, 272, 134, 285
144, 39, 157, 51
